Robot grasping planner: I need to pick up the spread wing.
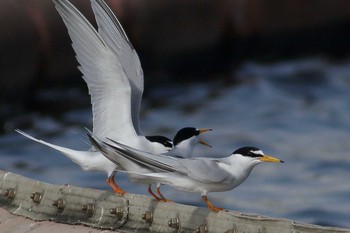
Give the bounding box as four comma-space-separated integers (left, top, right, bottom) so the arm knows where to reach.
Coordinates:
53, 0, 138, 141
91, 0, 144, 135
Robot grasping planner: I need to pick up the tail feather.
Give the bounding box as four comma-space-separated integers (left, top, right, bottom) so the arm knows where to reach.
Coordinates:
15, 129, 105, 172
87, 132, 123, 168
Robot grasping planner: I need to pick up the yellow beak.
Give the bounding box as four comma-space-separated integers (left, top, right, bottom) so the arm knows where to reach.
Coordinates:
259, 155, 284, 163
198, 128, 213, 148
199, 128, 213, 134
199, 140, 212, 148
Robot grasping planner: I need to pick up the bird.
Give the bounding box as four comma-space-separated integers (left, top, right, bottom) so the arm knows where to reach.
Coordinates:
15, 126, 211, 199
15, 0, 164, 195
15, 0, 211, 197
87, 133, 284, 212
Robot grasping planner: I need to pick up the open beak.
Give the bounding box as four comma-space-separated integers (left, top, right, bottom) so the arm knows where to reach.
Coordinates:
199, 140, 212, 148
259, 154, 284, 163
198, 128, 213, 148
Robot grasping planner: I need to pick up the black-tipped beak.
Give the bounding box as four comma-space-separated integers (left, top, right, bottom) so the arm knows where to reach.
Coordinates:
259, 154, 284, 163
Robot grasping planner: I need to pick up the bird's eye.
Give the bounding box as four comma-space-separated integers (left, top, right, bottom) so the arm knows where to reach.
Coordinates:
163, 141, 173, 148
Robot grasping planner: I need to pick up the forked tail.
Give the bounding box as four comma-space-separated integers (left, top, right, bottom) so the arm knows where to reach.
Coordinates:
15, 129, 99, 171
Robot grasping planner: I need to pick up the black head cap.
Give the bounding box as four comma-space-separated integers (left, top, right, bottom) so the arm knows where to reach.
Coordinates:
233, 146, 263, 158
173, 127, 200, 146
146, 135, 173, 148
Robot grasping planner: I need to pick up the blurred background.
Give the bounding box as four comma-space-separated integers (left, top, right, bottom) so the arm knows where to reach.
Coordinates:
1, 0, 350, 228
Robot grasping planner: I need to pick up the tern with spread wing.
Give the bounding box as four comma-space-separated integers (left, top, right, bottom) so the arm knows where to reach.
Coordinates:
88, 133, 284, 212
16, 0, 211, 196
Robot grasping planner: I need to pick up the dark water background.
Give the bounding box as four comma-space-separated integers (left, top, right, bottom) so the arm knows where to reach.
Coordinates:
1, 57, 350, 228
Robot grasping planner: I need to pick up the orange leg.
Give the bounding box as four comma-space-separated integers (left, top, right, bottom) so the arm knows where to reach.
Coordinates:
201, 195, 224, 212
156, 186, 172, 202
148, 185, 161, 201
106, 175, 126, 195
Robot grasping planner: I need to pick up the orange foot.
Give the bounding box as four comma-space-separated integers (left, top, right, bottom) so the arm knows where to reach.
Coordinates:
106, 176, 126, 195
157, 187, 173, 203
202, 195, 224, 212
148, 185, 161, 201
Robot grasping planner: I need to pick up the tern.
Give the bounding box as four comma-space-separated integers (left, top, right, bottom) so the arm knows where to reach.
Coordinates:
88, 133, 284, 212
16, 127, 211, 199
15, 0, 212, 196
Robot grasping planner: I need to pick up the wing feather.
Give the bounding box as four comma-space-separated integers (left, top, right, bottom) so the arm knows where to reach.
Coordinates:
103, 138, 233, 183
53, 0, 137, 140
179, 159, 233, 183
91, 0, 144, 135
106, 138, 183, 173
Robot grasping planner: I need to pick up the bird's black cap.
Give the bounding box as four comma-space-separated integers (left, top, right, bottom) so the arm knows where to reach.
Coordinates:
233, 147, 262, 158
233, 146, 284, 163
173, 127, 200, 146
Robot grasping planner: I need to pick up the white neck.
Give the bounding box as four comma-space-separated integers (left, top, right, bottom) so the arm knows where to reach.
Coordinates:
171, 136, 199, 158
218, 154, 261, 186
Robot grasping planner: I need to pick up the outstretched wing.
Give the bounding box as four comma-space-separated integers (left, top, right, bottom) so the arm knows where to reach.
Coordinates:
91, 0, 144, 135
53, 0, 137, 141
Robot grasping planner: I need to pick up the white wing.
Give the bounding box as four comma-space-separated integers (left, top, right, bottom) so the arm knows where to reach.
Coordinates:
104, 139, 233, 183
53, 0, 137, 140
91, 0, 144, 135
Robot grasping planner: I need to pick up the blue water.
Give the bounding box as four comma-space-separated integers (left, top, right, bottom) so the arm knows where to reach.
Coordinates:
1, 57, 350, 228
